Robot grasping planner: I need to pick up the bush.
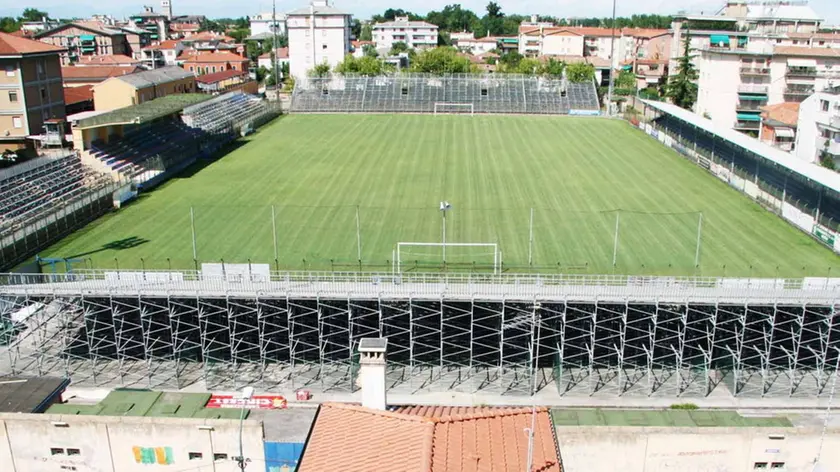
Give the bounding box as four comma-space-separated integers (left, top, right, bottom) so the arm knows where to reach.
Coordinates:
670, 403, 699, 410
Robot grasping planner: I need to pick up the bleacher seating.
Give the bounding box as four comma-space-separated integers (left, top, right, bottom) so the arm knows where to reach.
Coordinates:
290, 75, 601, 115
182, 92, 271, 132
0, 154, 112, 230
653, 115, 840, 226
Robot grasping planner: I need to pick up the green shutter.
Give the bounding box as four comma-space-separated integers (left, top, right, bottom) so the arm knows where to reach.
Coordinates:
737, 113, 761, 121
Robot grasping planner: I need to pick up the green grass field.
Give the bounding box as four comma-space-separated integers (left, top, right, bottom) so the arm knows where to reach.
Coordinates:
41, 114, 840, 276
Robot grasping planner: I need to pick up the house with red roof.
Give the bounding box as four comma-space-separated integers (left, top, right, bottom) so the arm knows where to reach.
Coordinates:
182, 52, 250, 75
0, 32, 66, 152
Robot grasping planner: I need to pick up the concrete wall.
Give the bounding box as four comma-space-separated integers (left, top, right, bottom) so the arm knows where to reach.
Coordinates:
556, 426, 840, 472
0, 413, 265, 472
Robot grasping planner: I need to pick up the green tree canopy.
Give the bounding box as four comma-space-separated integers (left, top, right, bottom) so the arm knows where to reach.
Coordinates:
410, 47, 473, 74
360, 23, 373, 41
389, 41, 410, 56
0, 17, 20, 33
566, 63, 596, 83
362, 44, 378, 58
615, 69, 637, 89
19, 8, 49, 22
309, 62, 331, 77
334, 55, 394, 76
665, 30, 699, 110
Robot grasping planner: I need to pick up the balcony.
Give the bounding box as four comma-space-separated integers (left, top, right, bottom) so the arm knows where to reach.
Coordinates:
784, 85, 815, 96
738, 84, 769, 94
734, 120, 761, 131
786, 67, 818, 77
828, 139, 840, 156
736, 102, 764, 111
740, 66, 770, 76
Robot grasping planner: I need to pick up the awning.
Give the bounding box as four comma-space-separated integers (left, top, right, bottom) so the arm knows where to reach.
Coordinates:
775, 128, 795, 138
737, 113, 761, 121
80, 34, 96, 41
710, 34, 730, 46
738, 95, 768, 100
787, 58, 817, 67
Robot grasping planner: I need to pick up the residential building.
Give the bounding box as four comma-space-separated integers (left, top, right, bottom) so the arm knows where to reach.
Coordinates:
721, 0, 823, 34
169, 22, 200, 38
196, 69, 257, 94
91, 66, 195, 111
130, 6, 169, 42
138, 40, 184, 68
760, 102, 799, 151
0, 32, 66, 152
350, 40, 375, 58
696, 46, 840, 135
61, 65, 141, 88
518, 26, 584, 57
75, 54, 140, 67
64, 85, 94, 114
455, 36, 498, 55
449, 31, 475, 43
251, 12, 287, 37
372, 16, 438, 50
182, 52, 250, 75
117, 24, 153, 57
258, 47, 289, 73
286, 0, 352, 79
180, 32, 242, 55
20, 18, 61, 34
795, 86, 840, 165
34, 23, 129, 66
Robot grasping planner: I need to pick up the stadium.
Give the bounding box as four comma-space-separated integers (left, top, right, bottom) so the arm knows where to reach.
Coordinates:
1, 74, 839, 399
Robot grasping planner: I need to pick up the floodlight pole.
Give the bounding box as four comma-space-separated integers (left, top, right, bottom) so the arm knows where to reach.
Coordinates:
190, 206, 197, 261
612, 211, 620, 267
814, 349, 840, 472
355, 205, 362, 261
271, 205, 278, 263
442, 210, 447, 263
272, 0, 279, 93
238, 386, 254, 471
605, 0, 617, 116
694, 212, 703, 269
528, 208, 534, 266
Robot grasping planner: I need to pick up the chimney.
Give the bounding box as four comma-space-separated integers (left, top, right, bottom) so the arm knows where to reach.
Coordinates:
357, 338, 387, 411
531, 14, 538, 24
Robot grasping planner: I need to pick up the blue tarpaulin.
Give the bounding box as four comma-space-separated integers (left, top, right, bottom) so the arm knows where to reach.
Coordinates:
264, 442, 304, 472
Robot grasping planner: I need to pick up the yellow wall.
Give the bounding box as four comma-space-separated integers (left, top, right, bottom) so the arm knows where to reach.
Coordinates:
93, 76, 197, 112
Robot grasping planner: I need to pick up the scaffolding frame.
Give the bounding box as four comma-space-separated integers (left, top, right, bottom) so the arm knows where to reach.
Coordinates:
1, 271, 838, 397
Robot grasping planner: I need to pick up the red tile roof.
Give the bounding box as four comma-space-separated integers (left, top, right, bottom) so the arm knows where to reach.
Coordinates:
0, 31, 65, 56
183, 51, 248, 63
774, 46, 840, 58
299, 403, 561, 472
519, 25, 668, 40
63, 85, 94, 105
77, 54, 139, 65
143, 40, 182, 51
196, 69, 248, 84
258, 48, 289, 60
186, 31, 236, 43
61, 65, 141, 81
761, 102, 800, 127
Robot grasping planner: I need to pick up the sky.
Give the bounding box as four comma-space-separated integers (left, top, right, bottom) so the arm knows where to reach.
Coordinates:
1, 0, 839, 25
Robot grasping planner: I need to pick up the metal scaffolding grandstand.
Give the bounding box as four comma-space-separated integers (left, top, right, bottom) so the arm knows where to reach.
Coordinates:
291, 74, 601, 115
1, 270, 838, 398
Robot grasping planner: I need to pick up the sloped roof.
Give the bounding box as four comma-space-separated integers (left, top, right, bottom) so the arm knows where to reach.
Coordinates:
519, 25, 668, 40
298, 403, 561, 472
746, 3, 821, 21
0, 31, 64, 56
374, 19, 438, 29
143, 40, 182, 51
77, 54, 139, 65
36, 22, 122, 38
258, 47, 289, 60
288, 5, 349, 16
61, 65, 141, 81
109, 66, 195, 89
184, 32, 235, 43
773, 46, 840, 58
183, 51, 248, 63
64, 85, 94, 105
761, 102, 800, 127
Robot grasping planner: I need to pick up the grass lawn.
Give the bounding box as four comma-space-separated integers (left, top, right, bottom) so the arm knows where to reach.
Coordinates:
40, 114, 840, 276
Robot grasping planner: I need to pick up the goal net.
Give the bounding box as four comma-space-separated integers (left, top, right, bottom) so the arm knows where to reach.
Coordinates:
433, 103, 475, 116
395, 242, 500, 273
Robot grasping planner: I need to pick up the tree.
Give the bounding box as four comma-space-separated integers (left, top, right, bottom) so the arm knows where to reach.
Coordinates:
410, 47, 473, 74
485, 2, 502, 18
665, 30, 699, 110
820, 140, 837, 171
362, 44, 378, 58
360, 24, 373, 41
389, 42, 410, 56
199, 18, 225, 33
497, 51, 523, 70
335, 55, 394, 76
309, 62, 331, 77
566, 63, 596, 83
19, 8, 48, 22
350, 19, 362, 39
615, 69, 637, 89
0, 17, 20, 33
229, 28, 250, 44
542, 58, 565, 76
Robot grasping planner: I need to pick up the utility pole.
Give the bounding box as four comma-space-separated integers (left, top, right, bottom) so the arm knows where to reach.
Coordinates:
272, 0, 280, 94
605, 0, 618, 115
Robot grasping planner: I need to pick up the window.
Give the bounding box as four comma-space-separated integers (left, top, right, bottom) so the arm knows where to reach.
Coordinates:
322, 44, 328, 50
481, 88, 488, 96
322, 30, 327, 37
37, 60, 45, 75
213, 453, 228, 462
754, 463, 768, 470
12, 116, 22, 128
823, 128, 832, 138
770, 464, 785, 470
401, 86, 408, 95
212, 66, 217, 73
4, 65, 13, 76
50, 448, 65, 456
189, 452, 203, 460
821, 100, 830, 112
8, 91, 17, 103
67, 448, 80, 456
40, 87, 46, 100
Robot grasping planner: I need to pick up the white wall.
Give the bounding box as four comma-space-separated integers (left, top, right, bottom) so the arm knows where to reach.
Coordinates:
796, 92, 840, 163
542, 34, 584, 56
373, 25, 437, 50
696, 52, 742, 126
288, 13, 351, 79
557, 426, 840, 472
0, 413, 265, 472
251, 13, 286, 37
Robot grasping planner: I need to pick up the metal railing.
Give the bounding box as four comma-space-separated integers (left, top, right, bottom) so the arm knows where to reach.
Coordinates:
740, 66, 770, 75
784, 86, 815, 95
734, 120, 760, 130
738, 84, 769, 94
786, 67, 818, 77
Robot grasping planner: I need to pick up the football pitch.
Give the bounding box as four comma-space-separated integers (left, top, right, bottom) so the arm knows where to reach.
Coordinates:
41, 114, 840, 277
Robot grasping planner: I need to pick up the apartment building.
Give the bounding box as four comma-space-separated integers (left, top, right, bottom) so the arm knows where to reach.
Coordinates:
287, 0, 352, 79
138, 40, 184, 68
795, 86, 840, 165
251, 12, 287, 37
130, 6, 169, 42
721, 0, 822, 34
372, 16, 438, 50
0, 32, 66, 152
696, 46, 840, 135
455, 36, 500, 55
182, 52, 250, 75
35, 23, 129, 66
760, 102, 799, 151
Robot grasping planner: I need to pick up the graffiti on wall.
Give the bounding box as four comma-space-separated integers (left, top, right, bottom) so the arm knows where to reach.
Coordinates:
132, 446, 174, 465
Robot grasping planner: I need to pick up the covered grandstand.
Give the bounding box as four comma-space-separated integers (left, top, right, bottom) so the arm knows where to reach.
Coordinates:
640, 100, 840, 254
291, 74, 601, 115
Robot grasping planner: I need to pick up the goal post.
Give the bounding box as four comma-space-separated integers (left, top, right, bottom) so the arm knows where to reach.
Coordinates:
395, 242, 500, 273
433, 102, 475, 116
